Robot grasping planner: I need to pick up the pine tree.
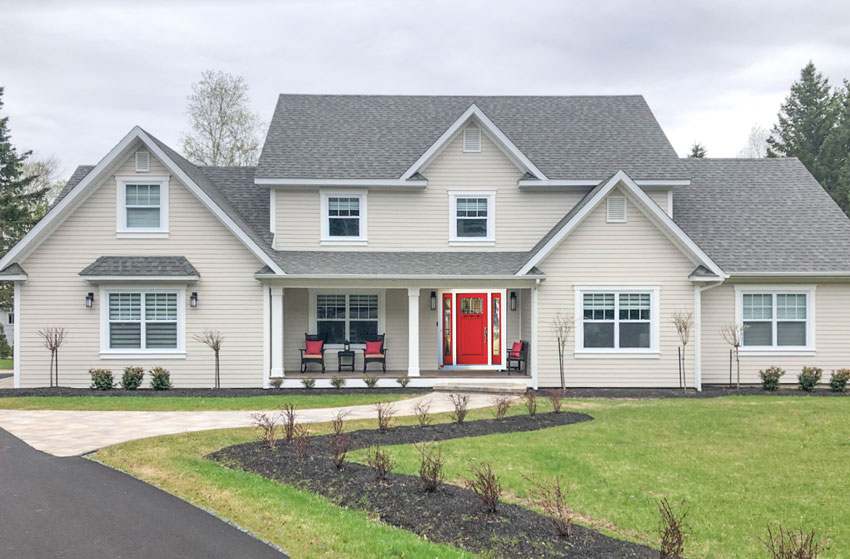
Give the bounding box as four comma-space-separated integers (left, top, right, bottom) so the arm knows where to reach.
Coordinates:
817, 80, 850, 214
687, 142, 707, 158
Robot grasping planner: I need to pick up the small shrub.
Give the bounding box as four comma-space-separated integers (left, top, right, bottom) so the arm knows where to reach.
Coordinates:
330, 375, 346, 389
526, 475, 574, 539
330, 432, 351, 470
658, 498, 688, 559
292, 424, 309, 460
366, 445, 396, 482
759, 366, 785, 391
829, 369, 850, 393
492, 395, 512, 420
301, 377, 316, 389
375, 401, 395, 432
89, 368, 114, 391
363, 374, 379, 388
761, 525, 829, 559
798, 367, 822, 392
281, 403, 297, 442
417, 443, 445, 492
396, 375, 411, 388
149, 367, 172, 390
547, 388, 565, 413
120, 366, 145, 390
413, 400, 433, 426
449, 393, 470, 424
331, 409, 349, 436
251, 412, 279, 450
269, 377, 283, 389
466, 461, 501, 514
524, 390, 538, 416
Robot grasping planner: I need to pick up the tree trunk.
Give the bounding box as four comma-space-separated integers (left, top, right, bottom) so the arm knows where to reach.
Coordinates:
55, 349, 59, 387
682, 343, 687, 392
735, 348, 741, 390
214, 350, 220, 389
48, 351, 54, 388
557, 339, 565, 390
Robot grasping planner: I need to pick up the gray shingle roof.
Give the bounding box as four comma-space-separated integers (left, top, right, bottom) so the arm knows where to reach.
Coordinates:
0, 263, 26, 277
257, 95, 685, 181
53, 165, 95, 207
79, 256, 199, 278
675, 158, 850, 273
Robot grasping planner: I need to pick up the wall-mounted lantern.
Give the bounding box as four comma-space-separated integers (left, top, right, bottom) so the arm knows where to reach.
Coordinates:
510, 291, 517, 312
85, 292, 94, 309
189, 292, 198, 309
430, 291, 437, 311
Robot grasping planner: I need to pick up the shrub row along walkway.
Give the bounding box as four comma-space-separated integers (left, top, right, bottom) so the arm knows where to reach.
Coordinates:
0, 392, 497, 456
211, 412, 657, 559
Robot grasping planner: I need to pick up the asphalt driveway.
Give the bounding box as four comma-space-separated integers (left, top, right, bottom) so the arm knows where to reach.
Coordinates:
0, 428, 286, 559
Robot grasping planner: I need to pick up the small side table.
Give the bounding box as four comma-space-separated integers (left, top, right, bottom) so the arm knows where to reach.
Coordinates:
337, 350, 356, 372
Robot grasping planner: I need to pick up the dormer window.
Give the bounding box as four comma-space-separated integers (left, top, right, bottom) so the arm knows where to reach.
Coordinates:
320, 191, 367, 245
116, 176, 169, 237
463, 125, 481, 152
607, 195, 627, 223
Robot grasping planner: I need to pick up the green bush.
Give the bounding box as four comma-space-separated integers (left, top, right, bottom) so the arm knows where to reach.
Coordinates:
330, 375, 346, 389
301, 377, 316, 389
829, 369, 850, 393
363, 374, 379, 389
269, 377, 283, 389
149, 367, 172, 390
120, 366, 145, 390
396, 375, 411, 388
798, 367, 822, 392
758, 366, 785, 391
89, 368, 114, 390
0, 324, 11, 358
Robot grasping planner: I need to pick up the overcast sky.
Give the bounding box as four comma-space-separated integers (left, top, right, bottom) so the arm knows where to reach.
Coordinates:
2, 0, 850, 178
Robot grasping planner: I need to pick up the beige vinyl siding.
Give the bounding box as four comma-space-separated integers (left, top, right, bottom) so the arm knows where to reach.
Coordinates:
17, 147, 265, 388
535, 189, 697, 387
274, 132, 586, 252
700, 283, 850, 384
647, 190, 670, 215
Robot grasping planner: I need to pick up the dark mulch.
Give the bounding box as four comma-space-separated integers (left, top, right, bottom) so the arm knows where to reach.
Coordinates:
210, 412, 657, 559
0, 387, 429, 398
562, 386, 849, 398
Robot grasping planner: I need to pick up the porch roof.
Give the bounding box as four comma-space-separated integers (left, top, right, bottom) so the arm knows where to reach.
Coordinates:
79, 256, 200, 280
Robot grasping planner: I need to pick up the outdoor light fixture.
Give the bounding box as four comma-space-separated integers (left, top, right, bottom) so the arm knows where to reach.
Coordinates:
510, 291, 517, 311
190, 292, 198, 308
85, 292, 94, 309
430, 291, 437, 311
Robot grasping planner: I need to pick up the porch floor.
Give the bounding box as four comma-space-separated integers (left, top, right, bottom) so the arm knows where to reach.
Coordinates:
296, 369, 529, 379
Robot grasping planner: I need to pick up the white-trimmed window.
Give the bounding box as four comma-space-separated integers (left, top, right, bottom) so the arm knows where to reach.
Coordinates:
101, 288, 185, 356
320, 191, 367, 245
449, 191, 495, 244
116, 176, 169, 237
738, 288, 814, 350
576, 288, 659, 354
311, 291, 384, 346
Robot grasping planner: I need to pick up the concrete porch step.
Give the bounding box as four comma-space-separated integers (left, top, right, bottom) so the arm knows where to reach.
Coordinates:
432, 379, 528, 394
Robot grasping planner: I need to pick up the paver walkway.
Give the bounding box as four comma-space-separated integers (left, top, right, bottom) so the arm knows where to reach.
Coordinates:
0, 392, 498, 456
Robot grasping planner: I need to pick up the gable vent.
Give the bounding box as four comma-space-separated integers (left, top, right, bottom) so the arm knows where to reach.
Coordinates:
463, 125, 481, 153
607, 195, 627, 223
135, 151, 150, 172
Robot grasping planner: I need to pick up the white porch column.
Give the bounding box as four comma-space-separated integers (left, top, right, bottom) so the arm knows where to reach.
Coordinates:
270, 286, 285, 379
530, 281, 540, 389
407, 288, 420, 376
13, 281, 21, 389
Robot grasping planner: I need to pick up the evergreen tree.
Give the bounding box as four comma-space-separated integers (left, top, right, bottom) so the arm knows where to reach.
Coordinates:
687, 142, 707, 158
817, 80, 850, 214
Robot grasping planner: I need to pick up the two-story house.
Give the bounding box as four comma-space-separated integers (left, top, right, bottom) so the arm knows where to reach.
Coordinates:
4, 95, 850, 389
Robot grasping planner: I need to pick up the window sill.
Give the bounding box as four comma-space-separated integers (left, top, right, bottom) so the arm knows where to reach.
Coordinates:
100, 352, 186, 360
449, 239, 495, 247
740, 348, 815, 357
117, 231, 169, 239
574, 351, 660, 359
320, 239, 367, 246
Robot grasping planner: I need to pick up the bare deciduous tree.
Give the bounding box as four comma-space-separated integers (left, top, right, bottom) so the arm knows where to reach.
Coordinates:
22, 154, 66, 205
180, 70, 264, 166
671, 311, 693, 391
737, 124, 770, 158
194, 329, 224, 388
720, 323, 748, 390
552, 311, 574, 390
37, 327, 67, 387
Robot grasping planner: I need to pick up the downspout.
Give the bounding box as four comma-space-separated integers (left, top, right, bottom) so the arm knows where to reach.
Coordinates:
530, 278, 540, 390
694, 281, 723, 391
13, 281, 20, 389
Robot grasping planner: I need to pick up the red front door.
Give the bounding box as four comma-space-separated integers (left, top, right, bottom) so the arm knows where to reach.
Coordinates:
456, 293, 489, 365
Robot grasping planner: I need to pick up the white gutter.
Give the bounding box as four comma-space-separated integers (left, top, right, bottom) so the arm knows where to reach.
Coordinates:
254, 273, 545, 281
728, 271, 850, 278
518, 178, 691, 188
256, 178, 428, 188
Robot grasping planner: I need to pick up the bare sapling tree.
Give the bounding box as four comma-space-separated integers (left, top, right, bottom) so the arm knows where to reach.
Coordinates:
720, 323, 748, 390
552, 311, 574, 390
671, 311, 693, 391
37, 327, 67, 387
194, 329, 224, 388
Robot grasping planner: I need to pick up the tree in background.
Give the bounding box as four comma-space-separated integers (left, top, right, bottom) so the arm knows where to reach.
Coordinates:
737, 125, 770, 158
687, 142, 707, 158
180, 70, 264, 166
23, 154, 66, 208
817, 80, 850, 213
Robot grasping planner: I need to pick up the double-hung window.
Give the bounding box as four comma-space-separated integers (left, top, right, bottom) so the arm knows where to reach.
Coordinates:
449, 191, 495, 244
578, 289, 657, 353
116, 176, 169, 236
315, 293, 380, 345
321, 191, 367, 244
104, 290, 183, 354
740, 289, 812, 349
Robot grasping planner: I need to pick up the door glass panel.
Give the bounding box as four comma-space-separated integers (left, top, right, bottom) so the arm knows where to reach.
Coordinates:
443, 295, 452, 358
492, 295, 501, 359
460, 297, 483, 314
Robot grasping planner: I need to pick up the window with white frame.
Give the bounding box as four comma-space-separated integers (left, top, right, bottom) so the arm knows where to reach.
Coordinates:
117, 176, 169, 234
580, 290, 654, 350
741, 291, 811, 348
316, 293, 379, 344
449, 192, 494, 243
106, 291, 182, 351
321, 192, 366, 243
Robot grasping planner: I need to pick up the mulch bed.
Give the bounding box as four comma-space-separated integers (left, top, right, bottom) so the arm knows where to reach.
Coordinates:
210, 412, 657, 559
0, 387, 429, 398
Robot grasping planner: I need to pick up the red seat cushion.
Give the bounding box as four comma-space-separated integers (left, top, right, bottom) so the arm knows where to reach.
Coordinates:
510, 342, 523, 359
365, 340, 383, 356
305, 340, 323, 355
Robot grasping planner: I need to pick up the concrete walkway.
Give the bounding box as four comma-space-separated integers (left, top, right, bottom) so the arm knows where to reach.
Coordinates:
0, 392, 498, 457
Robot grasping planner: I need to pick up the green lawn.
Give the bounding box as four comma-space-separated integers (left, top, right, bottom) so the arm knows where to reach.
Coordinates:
93, 396, 850, 559
0, 393, 414, 411
0, 358, 12, 370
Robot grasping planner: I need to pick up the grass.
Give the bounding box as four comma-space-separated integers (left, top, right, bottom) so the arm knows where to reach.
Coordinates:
0, 393, 414, 411
0, 358, 12, 370
93, 396, 850, 558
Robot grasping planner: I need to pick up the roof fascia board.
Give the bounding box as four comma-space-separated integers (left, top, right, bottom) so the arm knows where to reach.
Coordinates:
0, 275, 27, 282
254, 273, 545, 281
400, 104, 547, 181
256, 178, 428, 187
517, 170, 724, 277
80, 275, 200, 282
518, 178, 690, 188
728, 271, 850, 278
